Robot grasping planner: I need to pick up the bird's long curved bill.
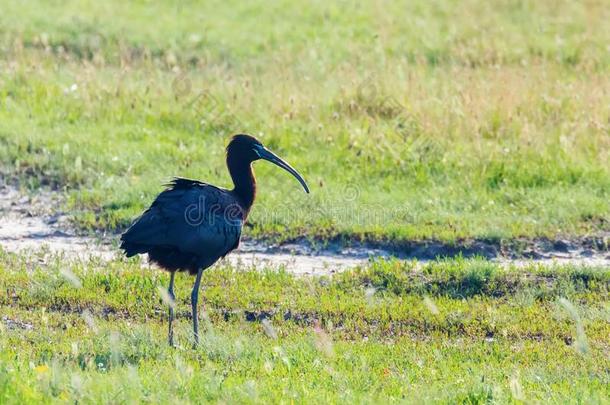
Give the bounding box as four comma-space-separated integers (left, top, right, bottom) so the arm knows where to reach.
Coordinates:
257, 147, 310, 193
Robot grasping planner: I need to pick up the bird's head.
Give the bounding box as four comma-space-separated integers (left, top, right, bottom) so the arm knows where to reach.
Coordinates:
227, 134, 309, 193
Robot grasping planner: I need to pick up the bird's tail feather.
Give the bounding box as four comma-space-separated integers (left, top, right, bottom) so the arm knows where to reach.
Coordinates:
119, 240, 150, 257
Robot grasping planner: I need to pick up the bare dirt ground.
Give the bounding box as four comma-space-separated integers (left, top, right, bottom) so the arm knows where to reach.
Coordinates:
1, 185, 608, 275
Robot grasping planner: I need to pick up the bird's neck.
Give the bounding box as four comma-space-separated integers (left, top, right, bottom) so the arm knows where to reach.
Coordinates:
227, 155, 256, 212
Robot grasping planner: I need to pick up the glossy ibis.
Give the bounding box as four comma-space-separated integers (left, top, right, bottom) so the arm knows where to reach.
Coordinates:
120, 134, 309, 346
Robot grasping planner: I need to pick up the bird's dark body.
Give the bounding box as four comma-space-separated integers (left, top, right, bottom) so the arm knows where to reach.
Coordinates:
119, 134, 309, 346
120, 177, 244, 275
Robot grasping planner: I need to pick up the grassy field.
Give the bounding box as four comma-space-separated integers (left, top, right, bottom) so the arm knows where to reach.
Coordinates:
1, 249, 609, 403
0, 0, 608, 244
1, 2, 609, 403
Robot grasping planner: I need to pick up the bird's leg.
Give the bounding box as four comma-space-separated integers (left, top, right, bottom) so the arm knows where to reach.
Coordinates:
191, 268, 204, 347
168, 271, 176, 347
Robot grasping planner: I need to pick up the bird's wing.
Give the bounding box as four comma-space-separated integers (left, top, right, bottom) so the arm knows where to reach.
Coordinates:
121, 178, 243, 258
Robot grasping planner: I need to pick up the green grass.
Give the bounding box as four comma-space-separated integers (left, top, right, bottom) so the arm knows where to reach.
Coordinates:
1, 249, 609, 403
0, 0, 608, 244
1, 4, 609, 402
